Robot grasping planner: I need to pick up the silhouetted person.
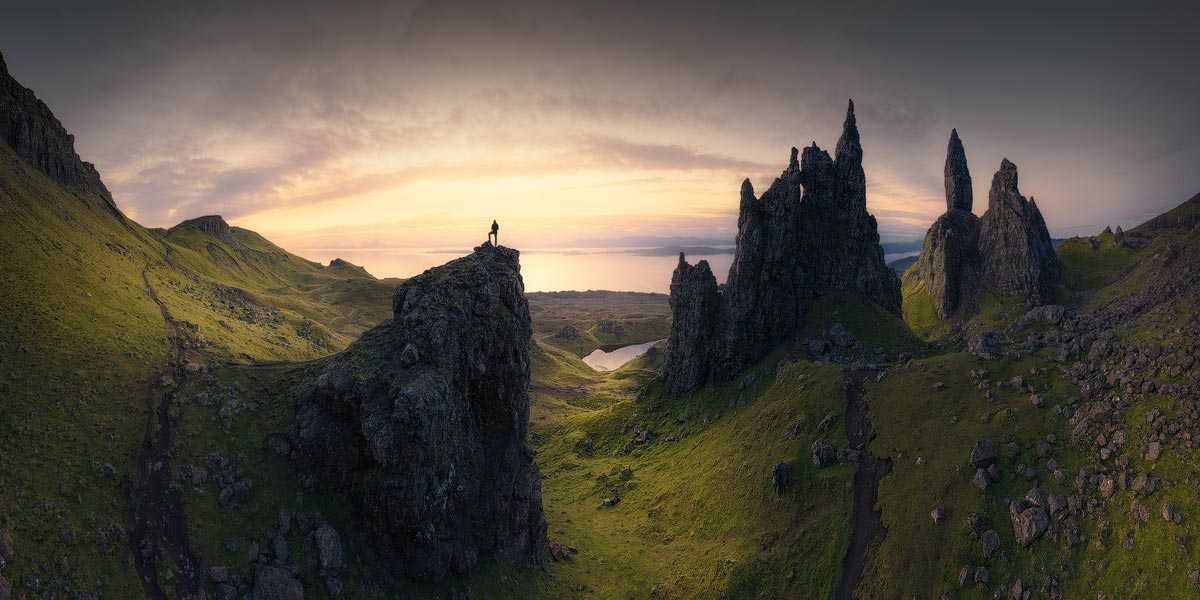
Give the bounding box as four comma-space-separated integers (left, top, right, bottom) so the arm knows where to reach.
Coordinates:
489, 219, 499, 245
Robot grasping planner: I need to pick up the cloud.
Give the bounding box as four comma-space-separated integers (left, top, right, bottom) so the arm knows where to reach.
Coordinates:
577, 136, 774, 173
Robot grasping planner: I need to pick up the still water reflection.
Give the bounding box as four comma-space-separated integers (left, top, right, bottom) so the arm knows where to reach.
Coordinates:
582, 339, 665, 371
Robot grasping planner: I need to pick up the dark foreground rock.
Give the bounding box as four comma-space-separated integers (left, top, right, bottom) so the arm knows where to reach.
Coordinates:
665, 101, 899, 393
292, 243, 546, 580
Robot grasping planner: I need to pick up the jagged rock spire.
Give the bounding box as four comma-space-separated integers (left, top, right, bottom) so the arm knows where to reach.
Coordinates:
989, 158, 1020, 210
835, 99, 862, 164
978, 158, 1061, 305
664, 100, 898, 394
945, 128, 972, 212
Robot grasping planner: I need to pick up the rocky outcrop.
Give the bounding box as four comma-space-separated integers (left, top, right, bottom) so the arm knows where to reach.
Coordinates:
0, 50, 120, 217
913, 131, 1061, 318
170, 215, 233, 239
664, 255, 722, 393
292, 243, 546, 580
978, 159, 1061, 305
665, 101, 900, 393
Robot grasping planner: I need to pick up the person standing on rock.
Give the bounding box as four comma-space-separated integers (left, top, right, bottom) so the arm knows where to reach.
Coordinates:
489, 219, 499, 245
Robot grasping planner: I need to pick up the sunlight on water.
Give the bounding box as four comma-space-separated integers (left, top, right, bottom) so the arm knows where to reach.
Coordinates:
582, 339, 665, 371
295, 248, 734, 293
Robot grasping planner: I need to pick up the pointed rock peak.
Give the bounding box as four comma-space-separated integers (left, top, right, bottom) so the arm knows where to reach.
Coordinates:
835, 99, 862, 163
741, 178, 755, 198
944, 128, 972, 212
990, 158, 1020, 198
678, 251, 687, 264
788, 147, 799, 172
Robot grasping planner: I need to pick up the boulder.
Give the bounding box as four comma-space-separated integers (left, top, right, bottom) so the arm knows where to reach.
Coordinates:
771, 462, 794, 494
969, 438, 998, 468
968, 332, 1002, 360
981, 529, 1001, 559
1009, 499, 1050, 546
314, 524, 343, 571
811, 439, 837, 468
253, 565, 305, 600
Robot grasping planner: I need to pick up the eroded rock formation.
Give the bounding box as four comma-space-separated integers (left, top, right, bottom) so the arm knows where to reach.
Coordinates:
292, 243, 546, 580
665, 101, 900, 393
913, 130, 982, 318
913, 130, 1061, 318
978, 159, 1061, 305
0, 50, 120, 216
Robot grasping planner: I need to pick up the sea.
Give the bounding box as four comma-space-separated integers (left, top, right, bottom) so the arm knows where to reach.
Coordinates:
297, 247, 921, 293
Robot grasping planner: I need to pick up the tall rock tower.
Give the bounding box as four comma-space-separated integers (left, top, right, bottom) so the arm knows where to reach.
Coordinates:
912, 130, 1062, 319
912, 129, 982, 318
978, 159, 1061, 305
664, 101, 900, 394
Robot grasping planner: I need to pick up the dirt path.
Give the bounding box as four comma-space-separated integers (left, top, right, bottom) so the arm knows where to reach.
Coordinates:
834, 369, 890, 600
127, 264, 203, 599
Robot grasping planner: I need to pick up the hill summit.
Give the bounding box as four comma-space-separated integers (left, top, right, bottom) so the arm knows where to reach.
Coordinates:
664, 100, 899, 393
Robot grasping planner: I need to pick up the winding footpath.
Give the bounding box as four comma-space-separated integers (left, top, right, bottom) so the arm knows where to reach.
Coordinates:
127, 263, 203, 599
834, 369, 890, 600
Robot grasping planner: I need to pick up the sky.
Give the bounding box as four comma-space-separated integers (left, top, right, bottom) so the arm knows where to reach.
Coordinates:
3, 0, 1199, 255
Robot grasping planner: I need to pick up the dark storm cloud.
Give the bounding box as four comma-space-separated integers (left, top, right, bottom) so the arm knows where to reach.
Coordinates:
1, 0, 1198, 237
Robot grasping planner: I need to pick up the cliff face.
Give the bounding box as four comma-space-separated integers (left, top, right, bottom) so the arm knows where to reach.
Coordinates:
292, 243, 546, 580
0, 51, 119, 216
978, 159, 1061, 305
665, 101, 900, 393
914, 131, 1061, 318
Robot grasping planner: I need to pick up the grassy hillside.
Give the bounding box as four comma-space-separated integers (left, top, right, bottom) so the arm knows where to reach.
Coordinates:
177, 336, 855, 599
0, 142, 396, 597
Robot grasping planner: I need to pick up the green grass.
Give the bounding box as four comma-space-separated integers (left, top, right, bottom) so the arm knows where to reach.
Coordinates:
900, 274, 945, 340
0, 142, 396, 597
803, 290, 925, 355
1057, 233, 1141, 305
485, 354, 854, 598
178, 340, 855, 598
863, 350, 1085, 599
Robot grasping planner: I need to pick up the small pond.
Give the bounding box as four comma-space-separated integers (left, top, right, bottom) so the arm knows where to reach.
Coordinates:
582, 339, 665, 371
